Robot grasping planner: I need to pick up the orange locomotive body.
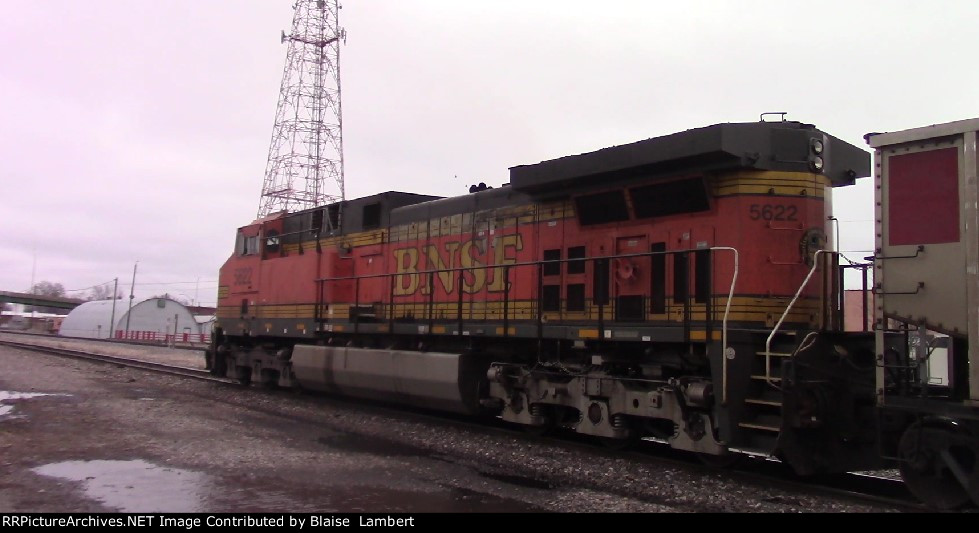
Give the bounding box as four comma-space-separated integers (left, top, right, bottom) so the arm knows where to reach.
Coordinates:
211, 120, 878, 474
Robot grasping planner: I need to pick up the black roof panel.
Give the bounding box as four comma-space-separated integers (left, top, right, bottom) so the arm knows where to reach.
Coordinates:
509, 121, 870, 196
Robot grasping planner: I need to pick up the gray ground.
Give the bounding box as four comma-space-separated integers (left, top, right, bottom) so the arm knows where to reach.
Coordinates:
0, 337, 899, 513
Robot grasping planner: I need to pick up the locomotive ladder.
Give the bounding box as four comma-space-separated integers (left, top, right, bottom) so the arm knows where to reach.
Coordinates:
740, 334, 796, 441
738, 250, 827, 445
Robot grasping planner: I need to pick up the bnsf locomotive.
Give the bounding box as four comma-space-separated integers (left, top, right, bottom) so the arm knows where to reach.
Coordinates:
208, 117, 979, 509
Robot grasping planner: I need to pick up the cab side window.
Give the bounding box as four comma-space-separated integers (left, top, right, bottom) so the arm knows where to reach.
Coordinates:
237, 231, 259, 256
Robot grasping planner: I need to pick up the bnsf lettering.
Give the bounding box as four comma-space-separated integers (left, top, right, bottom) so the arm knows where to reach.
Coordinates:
394, 234, 523, 296
459, 239, 487, 293
423, 242, 461, 295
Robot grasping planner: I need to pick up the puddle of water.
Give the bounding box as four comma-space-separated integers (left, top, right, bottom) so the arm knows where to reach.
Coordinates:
0, 390, 70, 419
0, 391, 63, 401
33, 459, 207, 512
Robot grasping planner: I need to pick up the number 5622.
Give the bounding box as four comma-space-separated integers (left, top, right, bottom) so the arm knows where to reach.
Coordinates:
748, 204, 797, 221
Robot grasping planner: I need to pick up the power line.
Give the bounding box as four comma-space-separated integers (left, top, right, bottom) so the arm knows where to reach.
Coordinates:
64, 280, 117, 293
63, 280, 219, 291
132, 280, 219, 286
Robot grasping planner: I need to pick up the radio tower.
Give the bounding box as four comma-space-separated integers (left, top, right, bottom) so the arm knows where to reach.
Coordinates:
258, 0, 346, 219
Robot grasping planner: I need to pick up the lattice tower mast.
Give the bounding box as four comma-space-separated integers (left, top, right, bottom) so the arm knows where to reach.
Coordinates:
258, 0, 345, 219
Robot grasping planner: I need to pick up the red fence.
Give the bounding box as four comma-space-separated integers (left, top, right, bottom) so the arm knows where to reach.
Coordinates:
115, 330, 210, 344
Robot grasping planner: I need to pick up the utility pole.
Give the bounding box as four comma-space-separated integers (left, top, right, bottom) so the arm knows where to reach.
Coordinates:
125, 261, 138, 336
171, 313, 178, 348
109, 278, 118, 339
258, 0, 346, 220
29, 247, 36, 322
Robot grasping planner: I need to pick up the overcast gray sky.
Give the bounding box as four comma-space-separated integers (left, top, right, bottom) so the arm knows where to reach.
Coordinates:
3, 0, 977, 305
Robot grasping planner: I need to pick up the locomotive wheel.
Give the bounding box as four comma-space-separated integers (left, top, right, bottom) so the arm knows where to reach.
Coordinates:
233, 365, 252, 386
898, 421, 976, 510
256, 369, 278, 389
523, 404, 556, 437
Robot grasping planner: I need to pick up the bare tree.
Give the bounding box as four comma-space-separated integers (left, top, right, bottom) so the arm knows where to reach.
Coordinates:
28, 281, 65, 298
24, 281, 67, 313
86, 284, 122, 301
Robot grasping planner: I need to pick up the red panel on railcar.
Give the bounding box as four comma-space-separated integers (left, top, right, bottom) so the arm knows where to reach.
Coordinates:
888, 147, 960, 245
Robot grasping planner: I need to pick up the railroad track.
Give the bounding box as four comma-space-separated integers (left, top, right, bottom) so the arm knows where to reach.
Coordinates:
517, 428, 922, 511
0, 328, 207, 351
0, 337, 225, 384
723, 453, 917, 510
0, 335, 924, 511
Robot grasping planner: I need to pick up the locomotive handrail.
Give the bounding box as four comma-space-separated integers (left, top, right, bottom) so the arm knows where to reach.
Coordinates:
710, 247, 739, 406
313, 247, 710, 282
764, 249, 827, 388
314, 248, 737, 342
315, 248, 699, 331
314, 246, 739, 401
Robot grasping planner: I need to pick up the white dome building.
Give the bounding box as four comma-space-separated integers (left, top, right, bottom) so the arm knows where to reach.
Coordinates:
116, 297, 201, 340
60, 297, 202, 340
58, 299, 125, 339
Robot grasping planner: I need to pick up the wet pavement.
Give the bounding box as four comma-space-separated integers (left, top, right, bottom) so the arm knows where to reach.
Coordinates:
0, 342, 900, 513
0, 391, 68, 417
32, 460, 206, 513
0, 344, 546, 512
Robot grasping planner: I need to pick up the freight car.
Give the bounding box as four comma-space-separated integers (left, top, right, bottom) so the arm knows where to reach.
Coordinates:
207, 117, 977, 508
865, 118, 979, 509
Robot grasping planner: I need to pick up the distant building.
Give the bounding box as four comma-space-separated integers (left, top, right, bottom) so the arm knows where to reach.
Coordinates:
195, 315, 216, 336
187, 305, 217, 316
58, 299, 125, 339
0, 309, 66, 334
117, 297, 200, 339
60, 297, 204, 340
843, 290, 874, 332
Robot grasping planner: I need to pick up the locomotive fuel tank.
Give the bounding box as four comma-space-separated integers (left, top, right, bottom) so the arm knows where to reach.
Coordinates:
291, 346, 494, 415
